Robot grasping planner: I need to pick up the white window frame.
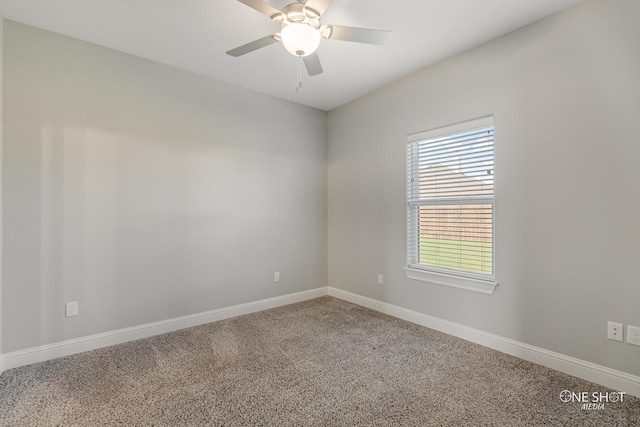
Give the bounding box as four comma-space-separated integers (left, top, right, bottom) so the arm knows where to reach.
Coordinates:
405, 116, 498, 295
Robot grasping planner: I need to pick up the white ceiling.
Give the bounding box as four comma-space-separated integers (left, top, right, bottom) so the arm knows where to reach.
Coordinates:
0, 0, 583, 111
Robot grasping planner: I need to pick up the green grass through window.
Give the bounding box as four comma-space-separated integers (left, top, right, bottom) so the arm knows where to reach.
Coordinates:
419, 237, 493, 274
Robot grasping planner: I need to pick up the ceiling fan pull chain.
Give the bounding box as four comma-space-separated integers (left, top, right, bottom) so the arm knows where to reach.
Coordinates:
296, 55, 303, 94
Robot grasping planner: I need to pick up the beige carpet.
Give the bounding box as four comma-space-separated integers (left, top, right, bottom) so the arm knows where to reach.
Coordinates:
0, 296, 638, 426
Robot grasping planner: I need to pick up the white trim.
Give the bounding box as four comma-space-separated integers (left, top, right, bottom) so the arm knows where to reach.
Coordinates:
407, 115, 494, 143
327, 287, 640, 398
2, 287, 328, 371
0, 355, 4, 376
406, 115, 496, 289
405, 267, 497, 295
3, 285, 639, 399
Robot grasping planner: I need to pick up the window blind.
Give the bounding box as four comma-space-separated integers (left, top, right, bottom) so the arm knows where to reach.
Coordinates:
407, 117, 494, 280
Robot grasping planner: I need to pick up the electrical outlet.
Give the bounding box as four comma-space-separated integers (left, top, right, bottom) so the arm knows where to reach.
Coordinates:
627, 325, 640, 347
274, 272, 280, 282
377, 274, 384, 285
607, 321, 623, 342
65, 301, 78, 318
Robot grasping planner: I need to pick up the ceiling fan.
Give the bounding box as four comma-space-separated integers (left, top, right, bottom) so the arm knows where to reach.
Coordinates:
226, 0, 392, 77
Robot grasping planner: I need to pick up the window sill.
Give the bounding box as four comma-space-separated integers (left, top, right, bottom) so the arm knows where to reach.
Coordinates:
404, 267, 498, 295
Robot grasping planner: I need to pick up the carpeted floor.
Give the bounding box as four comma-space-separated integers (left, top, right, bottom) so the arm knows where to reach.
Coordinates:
0, 296, 638, 426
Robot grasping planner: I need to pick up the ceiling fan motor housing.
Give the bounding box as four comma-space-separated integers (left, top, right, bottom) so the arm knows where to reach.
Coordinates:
275, 3, 321, 29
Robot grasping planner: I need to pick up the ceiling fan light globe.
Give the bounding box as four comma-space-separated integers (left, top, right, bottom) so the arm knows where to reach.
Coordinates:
281, 23, 321, 57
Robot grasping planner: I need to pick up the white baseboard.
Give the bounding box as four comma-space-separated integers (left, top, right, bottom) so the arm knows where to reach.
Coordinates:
328, 287, 640, 398
2, 287, 328, 371
3, 285, 639, 399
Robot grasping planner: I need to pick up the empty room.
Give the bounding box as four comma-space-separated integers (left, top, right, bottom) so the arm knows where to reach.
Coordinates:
0, 0, 639, 425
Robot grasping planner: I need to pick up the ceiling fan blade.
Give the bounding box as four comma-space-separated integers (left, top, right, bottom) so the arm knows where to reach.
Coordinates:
328, 25, 392, 45
304, 0, 333, 16
226, 35, 279, 57
303, 52, 323, 76
236, 0, 281, 19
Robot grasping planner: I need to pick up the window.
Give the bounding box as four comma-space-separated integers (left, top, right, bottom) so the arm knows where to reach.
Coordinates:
406, 116, 497, 294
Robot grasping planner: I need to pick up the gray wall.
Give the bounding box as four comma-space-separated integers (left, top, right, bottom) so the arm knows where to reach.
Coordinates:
3, 0, 638, 379
327, 0, 640, 375
0, 13, 4, 369
3, 21, 327, 353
